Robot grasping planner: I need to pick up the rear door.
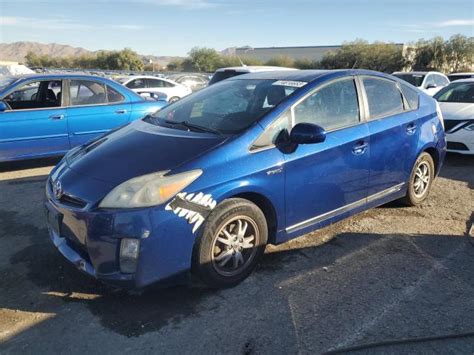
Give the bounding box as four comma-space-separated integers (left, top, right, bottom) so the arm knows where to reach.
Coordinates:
360, 75, 419, 197
283, 77, 370, 233
0, 79, 69, 161
66, 79, 131, 147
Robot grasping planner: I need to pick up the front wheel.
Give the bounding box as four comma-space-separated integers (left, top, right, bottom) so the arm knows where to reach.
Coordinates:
401, 152, 435, 206
192, 198, 268, 288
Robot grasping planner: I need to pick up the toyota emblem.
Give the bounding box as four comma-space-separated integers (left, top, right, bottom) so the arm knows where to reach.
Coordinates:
53, 180, 63, 200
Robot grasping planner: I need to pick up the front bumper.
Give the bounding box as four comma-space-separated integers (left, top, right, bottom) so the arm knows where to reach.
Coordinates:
45, 171, 198, 289
446, 129, 474, 155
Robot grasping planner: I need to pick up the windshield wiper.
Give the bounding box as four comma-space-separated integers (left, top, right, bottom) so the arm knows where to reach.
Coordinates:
164, 120, 222, 135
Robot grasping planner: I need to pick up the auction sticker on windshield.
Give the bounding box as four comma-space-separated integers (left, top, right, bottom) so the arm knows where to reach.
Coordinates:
272, 80, 306, 88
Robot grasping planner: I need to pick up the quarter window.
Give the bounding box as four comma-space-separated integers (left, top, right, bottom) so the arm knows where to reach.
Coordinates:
251, 111, 292, 150
362, 77, 404, 119
69, 80, 107, 106
399, 83, 419, 110
293, 78, 360, 131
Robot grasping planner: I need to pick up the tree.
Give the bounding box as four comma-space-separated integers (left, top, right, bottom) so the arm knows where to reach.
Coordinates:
294, 58, 319, 69
167, 59, 184, 71
265, 55, 295, 68
445, 34, 474, 72
319, 40, 406, 72
186, 47, 222, 72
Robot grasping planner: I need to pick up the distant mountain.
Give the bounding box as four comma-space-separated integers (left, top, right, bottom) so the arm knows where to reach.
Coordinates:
0, 41, 183, 68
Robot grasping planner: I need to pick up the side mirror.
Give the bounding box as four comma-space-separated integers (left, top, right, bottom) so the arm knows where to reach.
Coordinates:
290, 123, 326, 144
426, 83, 437, 89
0, 101, 7, 112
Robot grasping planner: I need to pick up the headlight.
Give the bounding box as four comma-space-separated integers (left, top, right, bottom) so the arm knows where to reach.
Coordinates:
99, 169, 202, 208
464, 123, 474, 131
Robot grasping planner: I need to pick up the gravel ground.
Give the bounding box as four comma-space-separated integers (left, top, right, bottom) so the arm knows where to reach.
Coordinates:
0, 153, 473, 354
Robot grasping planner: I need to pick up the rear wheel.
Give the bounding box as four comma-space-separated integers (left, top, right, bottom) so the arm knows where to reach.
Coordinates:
401, 152, 435, 206
193, 198, 267, 288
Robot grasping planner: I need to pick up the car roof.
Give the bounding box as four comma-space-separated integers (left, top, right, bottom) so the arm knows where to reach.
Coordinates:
227, 69, 399, 82
448, 72, 474, 76
447, 78, 474, 83
393, 71, 446, 76
215, 66, 298, 73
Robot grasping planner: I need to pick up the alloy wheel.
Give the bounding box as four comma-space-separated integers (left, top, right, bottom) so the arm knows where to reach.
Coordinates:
413, 161, 431, 198
211, 216, 259, 277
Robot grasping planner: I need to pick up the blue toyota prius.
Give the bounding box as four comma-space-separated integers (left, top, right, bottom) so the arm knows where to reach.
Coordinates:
0, 74, 166, 162
45, 69, 446, 289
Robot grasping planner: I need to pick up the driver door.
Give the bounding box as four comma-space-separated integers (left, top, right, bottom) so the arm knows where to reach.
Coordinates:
283, 77, 370, 235
0, 79, 69, 161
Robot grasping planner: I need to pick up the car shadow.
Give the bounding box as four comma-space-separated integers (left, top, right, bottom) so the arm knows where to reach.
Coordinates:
439, 153, 474, 189
0, 157, 61, 173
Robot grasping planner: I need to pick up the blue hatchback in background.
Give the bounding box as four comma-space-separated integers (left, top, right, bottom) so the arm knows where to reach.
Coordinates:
0, 74, 166, 162
45, 69, 446, 289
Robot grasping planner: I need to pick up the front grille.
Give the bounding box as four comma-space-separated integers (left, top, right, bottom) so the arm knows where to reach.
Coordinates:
59, 194, 87, 208
447, 142, 469, 151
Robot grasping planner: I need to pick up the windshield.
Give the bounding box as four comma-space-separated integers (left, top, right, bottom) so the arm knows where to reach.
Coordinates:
0, 77, 17, 92
147, 79, 304, 134
434, 82, 474, 103
393, 73, 425, 87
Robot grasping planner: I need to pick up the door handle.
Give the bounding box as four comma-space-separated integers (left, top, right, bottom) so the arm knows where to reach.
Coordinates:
49, 114, 64, 120
352, 141, 368, 155
115, 109, 127, 114
406, 122, 417, 135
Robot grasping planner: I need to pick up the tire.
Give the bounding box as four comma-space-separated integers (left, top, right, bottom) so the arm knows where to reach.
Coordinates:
192, 198, 268, 288
169, 96, 180, 103
400, 152, 435, 206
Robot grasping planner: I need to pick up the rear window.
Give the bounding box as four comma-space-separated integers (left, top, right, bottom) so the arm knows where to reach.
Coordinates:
209, 70, 246, 85
393, 73, 425, 87
362, 77, 404, 119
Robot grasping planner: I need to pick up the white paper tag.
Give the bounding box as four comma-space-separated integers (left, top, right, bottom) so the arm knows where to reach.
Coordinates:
272, 80, 307, 88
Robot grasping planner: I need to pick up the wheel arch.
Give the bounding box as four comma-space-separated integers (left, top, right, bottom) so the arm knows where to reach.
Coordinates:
423, 146, 440, 175
230, 192, 278, 244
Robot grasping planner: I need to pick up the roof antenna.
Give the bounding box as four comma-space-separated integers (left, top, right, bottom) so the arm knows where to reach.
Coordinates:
351, 60, 358, 69
237, 55, 247, 67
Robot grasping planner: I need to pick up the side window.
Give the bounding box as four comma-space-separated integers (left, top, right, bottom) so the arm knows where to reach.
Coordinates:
146, 79, 163, 88
106, 85, 125, 103
424, 75, 436, 88
399, 83, 419, 110
126, 79, 146, 89
251, 111, 292, 150
4, 80, 62, 110
362, 77, 404, 119
293, 78, 360, 131
70, 80, 107, 106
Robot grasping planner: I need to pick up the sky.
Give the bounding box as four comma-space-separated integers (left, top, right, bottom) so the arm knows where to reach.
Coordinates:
0, 0, 473, 56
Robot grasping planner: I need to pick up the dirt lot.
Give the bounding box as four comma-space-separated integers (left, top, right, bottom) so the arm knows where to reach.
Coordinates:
0, 154, 473, 354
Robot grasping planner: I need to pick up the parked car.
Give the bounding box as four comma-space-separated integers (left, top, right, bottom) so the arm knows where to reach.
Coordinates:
448, 72, 474, 82
0, 74, 166, 162
115, 75, 192, 103
392, 71, 449, 96
45, 69, 446, 290
208, 66, 298, 85
166, 73, 210, 91
434, 79, 474, 154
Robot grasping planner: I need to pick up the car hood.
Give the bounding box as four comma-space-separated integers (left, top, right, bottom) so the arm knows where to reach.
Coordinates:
439, 102, 474, 121
66, 120, 227, 184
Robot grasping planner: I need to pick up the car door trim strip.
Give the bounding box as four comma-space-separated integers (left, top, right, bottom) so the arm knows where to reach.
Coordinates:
286, 182, 405, 233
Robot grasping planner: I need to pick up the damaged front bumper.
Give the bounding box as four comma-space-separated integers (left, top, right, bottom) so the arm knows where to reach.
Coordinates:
45, 175, 212, 289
